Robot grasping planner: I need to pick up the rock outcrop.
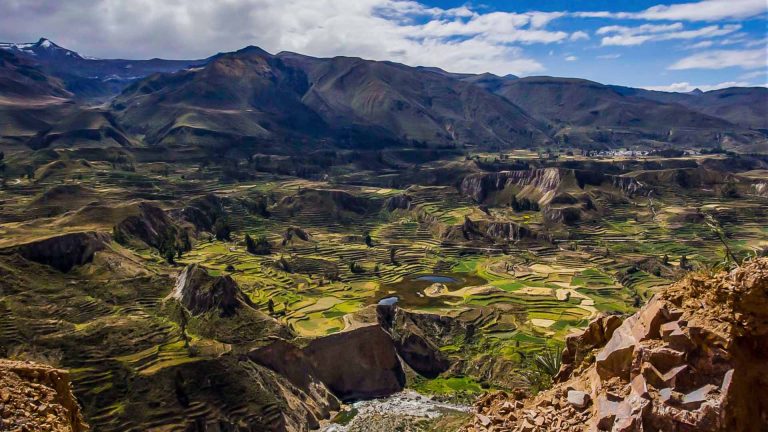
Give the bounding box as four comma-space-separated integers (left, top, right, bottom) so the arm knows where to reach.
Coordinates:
464, 258, 768, 432
170, 264, 255, 317
277, 189, 381, 217
250, 324, 406, 401
440, 216, 547, 244
0, 359, 88, 432
115, 202, 183, 249
458, 168, 643, 207
377, 304, 454, 378
174, 193, 227, 232
9, 232, 109, 272
384, 194, 412, 212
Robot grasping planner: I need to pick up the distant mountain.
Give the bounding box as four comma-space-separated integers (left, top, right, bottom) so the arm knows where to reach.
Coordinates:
611, 85, 768, 130
0, 39, 765, 153
111, 46, 325, 152
111, 47, 550, 151
0, 49, 71, 102
278, 52, 545, 149
0, 38, 203, 100
491, 76, 764, 148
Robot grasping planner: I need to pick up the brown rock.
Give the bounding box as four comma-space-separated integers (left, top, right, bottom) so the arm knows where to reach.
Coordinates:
682, 384, 718, 409
595, 324, 636, 380
647, 346, 686, 374
567, 390, 591, 409
642, 362, 687, 390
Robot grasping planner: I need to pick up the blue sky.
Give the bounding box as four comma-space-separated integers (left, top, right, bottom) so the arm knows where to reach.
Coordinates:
1, 0, 766, 91
413, 0, 768, 90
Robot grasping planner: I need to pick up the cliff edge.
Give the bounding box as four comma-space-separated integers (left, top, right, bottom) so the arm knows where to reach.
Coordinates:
0, 359, 89, 432
463, 258, 768, 432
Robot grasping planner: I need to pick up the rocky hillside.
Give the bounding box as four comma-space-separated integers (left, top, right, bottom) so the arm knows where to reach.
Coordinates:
0, 359, 89, 432
463, 258, 768, 432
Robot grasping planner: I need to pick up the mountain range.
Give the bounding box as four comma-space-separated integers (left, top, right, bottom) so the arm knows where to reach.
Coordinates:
1, 38, 766, 154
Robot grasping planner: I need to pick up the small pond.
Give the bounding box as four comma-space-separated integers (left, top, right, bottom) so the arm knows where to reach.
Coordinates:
377, 296, 399, 306
371, 273, 487, 308
413, 275, 457, 283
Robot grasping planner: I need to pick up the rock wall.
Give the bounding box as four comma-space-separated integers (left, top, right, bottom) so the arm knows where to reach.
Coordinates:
377, 304, 454, 378
115, 201, 183, 249
9, 231, 109, 272
170, 263, 254, 317
250, 324, 406, 402
464, 258, 768, 432
0, 359, 89, 432
459, 168, 645, 205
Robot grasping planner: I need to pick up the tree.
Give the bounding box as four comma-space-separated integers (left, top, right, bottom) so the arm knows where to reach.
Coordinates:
213, 218, 231, 241
170, 303, 190, 349
112, 225, 128, 245
0, 151, 5, 187
181, 231, 192, 252
267, 299, 275, 315
364, 232, 373, 247
389, 247, 398, 265
704, 213, 738, 266
245, 234, 257, 254
247, 234, 272, 255
165, 248, 176, 264
349, 260, 363, 274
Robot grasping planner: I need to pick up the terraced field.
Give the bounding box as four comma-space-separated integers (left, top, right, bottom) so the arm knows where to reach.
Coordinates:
1, 152, 766, 429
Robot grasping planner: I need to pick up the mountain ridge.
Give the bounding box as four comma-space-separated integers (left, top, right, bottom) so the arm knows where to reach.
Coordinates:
1, 38, 766, 153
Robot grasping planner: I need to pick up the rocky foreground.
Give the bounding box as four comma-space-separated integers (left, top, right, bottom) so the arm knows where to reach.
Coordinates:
0, 359, 88, 432
464, 258, 768, 432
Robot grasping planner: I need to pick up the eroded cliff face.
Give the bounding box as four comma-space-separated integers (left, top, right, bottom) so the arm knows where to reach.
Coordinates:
458, 168, 643, 228
377, 304, 455, 378
0, 359, 89, 432
459, 168, 642, 206
439, 217, 545, 244
249, 324, 406, 402
464, 258, 768, 432
171, 263, 253, 317
115, 201, 184, 248
8, 232, 109, 272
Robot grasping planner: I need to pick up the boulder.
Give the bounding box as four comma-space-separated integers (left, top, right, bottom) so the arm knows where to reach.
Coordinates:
596, 296, 671, 380
595, 323, 637, 381
567, 390, 590, 409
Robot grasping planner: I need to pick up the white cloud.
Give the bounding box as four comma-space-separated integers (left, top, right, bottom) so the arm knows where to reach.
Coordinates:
575, 0, 767, 22
739, 70, 768, 80
597, 53, 622, 59
686, 40, 714, 49
598, 23, 741, 46
569, 31, 589, 41
642, 81, 757, 92
669, 48, 767, 69
636, 0, 767, 21
565, 55, 578, 61
0, 0, 563, 76
407, 11, 569, 45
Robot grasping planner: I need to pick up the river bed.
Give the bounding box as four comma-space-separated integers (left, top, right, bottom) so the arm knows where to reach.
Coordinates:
322, 390, 470, 432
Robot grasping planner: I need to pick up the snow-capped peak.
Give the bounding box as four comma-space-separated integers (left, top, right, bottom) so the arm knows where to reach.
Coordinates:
0, 38, 84, 60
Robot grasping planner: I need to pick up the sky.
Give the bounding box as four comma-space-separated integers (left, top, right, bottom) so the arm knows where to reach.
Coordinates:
1, 0, 766, 91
